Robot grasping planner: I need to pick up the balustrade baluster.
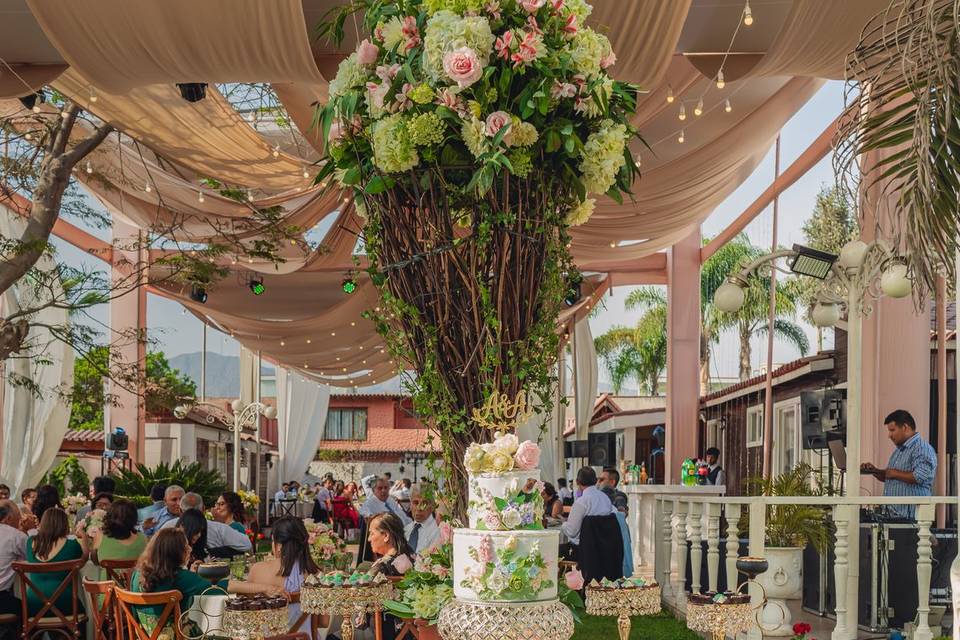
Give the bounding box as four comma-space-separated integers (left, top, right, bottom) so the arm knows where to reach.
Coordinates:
831, 504, 850, 640
674, 500, 689, 612
660, 499, 673, 604
915, 504, 935, 640
688, 502, 704, 595
705, 503, 721, 593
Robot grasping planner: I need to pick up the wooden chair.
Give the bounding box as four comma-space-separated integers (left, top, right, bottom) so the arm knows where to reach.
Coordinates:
113, 587, 184, 640
12, 558, 87, 640
81, 578, 115, 640
99, 559, 137, 589
285, 592, 321, 640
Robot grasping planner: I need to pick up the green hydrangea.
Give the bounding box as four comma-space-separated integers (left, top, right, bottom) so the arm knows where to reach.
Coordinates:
567, 29, 611, 79
423, 11, 495, 81
564, 0, 593, 21
405, 583, 453, 621
409, 113, 445, 147
566, 197, 595, 226
422, 0, 486, 15
371, 114, 420, 173
408, 84, 435, 104
574, 77, 613, 118
462, 117, 488, 158
578, 119, 627, 195
509, 120, 539, 147
328, 52, 368, 99
507, 149, 533, 177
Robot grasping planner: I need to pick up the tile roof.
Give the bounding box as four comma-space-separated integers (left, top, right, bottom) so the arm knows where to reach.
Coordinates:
317, 428, 437, 454
63, 429, 105, 442
699, 351, 836, 403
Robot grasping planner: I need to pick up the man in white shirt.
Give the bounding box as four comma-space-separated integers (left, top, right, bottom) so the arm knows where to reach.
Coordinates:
404, 485, 440, 554
556, 478, 573, 504
0, 500, 27, 622
359, 477, 411, 526
561, 467, 615, 546
160, 493, 252, 554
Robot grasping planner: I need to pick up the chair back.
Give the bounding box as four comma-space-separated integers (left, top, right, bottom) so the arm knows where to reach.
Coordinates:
99, 559, 138, 589
12, 558, 85, 639
113, 587, 184, 640
82, 578, 115, 640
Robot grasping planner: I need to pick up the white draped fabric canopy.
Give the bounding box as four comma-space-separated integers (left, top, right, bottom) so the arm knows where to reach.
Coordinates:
275, 367, 331, 483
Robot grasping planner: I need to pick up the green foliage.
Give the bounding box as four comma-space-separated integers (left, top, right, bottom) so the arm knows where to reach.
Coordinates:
743, 463, 831, 552
595, 288, 666, 395
111, 460, 227, 508
39, 455, 90, 497
798, 185, 858, 315
571, 612, 699, 639
68, 347, 196, 430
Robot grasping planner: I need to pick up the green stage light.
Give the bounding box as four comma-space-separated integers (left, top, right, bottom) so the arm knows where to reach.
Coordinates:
342, 277, 357, 294
249, 278, 265, 295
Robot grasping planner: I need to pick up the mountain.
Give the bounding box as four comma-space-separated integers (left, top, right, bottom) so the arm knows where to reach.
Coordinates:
168, 352, 243, 397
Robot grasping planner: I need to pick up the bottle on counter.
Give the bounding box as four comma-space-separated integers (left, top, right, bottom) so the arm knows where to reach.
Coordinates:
638, 462, 648, 485
697, 459, 709, 485
681, 458, 697, 486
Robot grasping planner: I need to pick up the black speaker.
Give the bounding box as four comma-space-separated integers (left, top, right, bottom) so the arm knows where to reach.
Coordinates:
588, 432, 616, 467
801, 390, 826, 449
564, 439, 589, 459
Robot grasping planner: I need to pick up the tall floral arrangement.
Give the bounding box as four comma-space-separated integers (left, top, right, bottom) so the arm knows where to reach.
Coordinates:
316, 0, 641, 517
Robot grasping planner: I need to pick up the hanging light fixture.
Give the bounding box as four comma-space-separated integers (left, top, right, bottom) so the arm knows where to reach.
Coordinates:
145, 182, 152, 193
743, 0, 754, 26
246, 191, 254, 202
678, 103, 686, 121
89, 86, 98, 103
85, 161, 93, 174
678, 129, 685, 143
694, 98, 704, 116
302, 167, 310, 179
716, 69, 725, 89
248, 277, 265, 296
198, 190, 205, 203
273, 144, 280, 158
724, 99, 732, 113
176, 83, 208, 102
666, 85, 675, 103
189, 284, 208, 304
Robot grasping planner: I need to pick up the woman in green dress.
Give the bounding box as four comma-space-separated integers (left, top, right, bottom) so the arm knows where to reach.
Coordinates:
212, 492, 248, 535
78, 498, 146, 580
131, 528, 283, 634
24, 507, 87, 617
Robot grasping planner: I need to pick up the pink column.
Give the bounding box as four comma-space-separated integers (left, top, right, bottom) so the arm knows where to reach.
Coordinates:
665, 229, 702, 483
110, 219, 147, 463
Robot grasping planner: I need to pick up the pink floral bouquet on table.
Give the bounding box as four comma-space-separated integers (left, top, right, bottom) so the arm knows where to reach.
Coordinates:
80, 508, 107, 538
383, 520, 454, 623
304, 520, 350, 569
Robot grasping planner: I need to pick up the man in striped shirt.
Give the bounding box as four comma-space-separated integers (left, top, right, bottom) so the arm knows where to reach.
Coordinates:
860, 409, 937, 519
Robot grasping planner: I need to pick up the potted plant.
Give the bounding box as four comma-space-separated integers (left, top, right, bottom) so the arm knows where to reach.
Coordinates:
743, 464, 830, 637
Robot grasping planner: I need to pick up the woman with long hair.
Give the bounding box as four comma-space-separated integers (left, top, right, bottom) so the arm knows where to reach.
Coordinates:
246, 516, 320, 630
177, 509, 208, 565
332, 483, 360, 530
80, 498, 146, 578
25, 508, 87, 616
541, 482, 563, 520
30, 484, 62, 523
212, 492, 246, 534
366, 512, 414, 576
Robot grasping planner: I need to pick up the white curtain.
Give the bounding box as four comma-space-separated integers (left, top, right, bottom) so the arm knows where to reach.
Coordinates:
573, 317, 598, 440
276, 367, 330, 483
0, 207, 74, 495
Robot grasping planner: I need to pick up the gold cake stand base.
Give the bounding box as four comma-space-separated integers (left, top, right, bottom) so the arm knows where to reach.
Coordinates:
437, 599, 574, 640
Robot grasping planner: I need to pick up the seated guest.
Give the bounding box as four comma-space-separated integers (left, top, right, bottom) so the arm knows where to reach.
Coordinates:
90, 492, 113, 514
212, 492, 247, 534
0, 501, 27, 632
178, 509, 208, 565
332, 486, 360, 530
0, 487, 8, 501
541, 482, 563, 520
77, 476, 116, 521
19, 489, 36, 517
557, 478, 573, 506
78, 498, 146, 579
25, 508, 87, 617
143, 485, 184, 536
404, 485, 440, 554
138, 484, 166, 526
367, 513, 414, 640
599, 468, 628, 514
131, 529, 279, 634
247, 516, 320, 632
160, 493, 252, 556
561, 467, 623, 583
359, 478, 411, 526
30, 484, 62, 527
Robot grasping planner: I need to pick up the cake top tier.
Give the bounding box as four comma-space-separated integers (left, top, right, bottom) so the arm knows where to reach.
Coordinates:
463, 431, 541, 476
468, 470, 544, 531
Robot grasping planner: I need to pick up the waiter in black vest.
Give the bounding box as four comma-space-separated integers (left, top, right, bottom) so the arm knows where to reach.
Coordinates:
705, 447, 726, 486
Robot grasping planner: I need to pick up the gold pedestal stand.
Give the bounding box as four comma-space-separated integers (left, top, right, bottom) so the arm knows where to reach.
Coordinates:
585, 584, 662, 640
437, 599, 574, 640
300, 582, 395, 640
221, 606, 289, 639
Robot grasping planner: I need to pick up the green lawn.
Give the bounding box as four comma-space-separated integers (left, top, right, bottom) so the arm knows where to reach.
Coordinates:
572, 612, 700, 640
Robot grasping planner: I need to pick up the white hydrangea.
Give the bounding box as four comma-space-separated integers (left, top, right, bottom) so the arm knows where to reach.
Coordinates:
566, 198, 595, 226
328, 52, 368, 99
423, 11, 495, 81
578, 119, 627, 195
567, 28, 611, 79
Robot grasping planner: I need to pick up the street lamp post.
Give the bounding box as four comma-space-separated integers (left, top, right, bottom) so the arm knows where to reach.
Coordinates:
174, 399, 278, 491
714, 238, 912, 640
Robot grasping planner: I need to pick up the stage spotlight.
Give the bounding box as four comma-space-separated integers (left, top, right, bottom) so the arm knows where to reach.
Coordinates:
564, 274, 583, 307
789, 243, 837, 280
176, 83, 208, 102
18, 92, 44, 111
189, 284, 208, 304
249, 277, 265, 296
342, 276, 357, 294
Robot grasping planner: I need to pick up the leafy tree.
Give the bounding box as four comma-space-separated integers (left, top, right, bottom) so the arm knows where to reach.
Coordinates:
39, 454, 90, 497
595, 288, 666, 395
69, 347, 196, 430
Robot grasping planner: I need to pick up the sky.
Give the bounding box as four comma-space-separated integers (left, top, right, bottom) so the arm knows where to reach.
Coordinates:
53, 80, 850, 391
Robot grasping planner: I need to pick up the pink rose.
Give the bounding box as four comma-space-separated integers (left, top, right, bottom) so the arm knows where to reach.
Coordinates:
438, 521, 453, 545
513, 440, 541, 470
392, 554, 413, 574
443, 47, 483, 88
564, 568, 584, 590
356, 39, 380, 65
484, 111, 512, 139
483, 511, 502, 530
600, 50, 617, 69
521, 0, 546, 13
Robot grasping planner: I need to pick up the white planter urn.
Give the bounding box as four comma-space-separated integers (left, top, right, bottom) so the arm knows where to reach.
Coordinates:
755, 546, 803, 636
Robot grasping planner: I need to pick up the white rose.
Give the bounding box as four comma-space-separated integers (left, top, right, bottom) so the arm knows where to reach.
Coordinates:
495, 432, 520, 455
502, 509, 522, 529
487, 570, 508, 594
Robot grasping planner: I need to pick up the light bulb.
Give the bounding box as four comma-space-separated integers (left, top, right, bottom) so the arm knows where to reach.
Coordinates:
678, 130, 685, 143
724, 98, 732, 113
302, 168, 310, 179
61, 110, 69, 119
666, 85, 675, 103
306, 338, 312, 344
694, 98, 703, 116
743, 0, 753, 26
24, 132, 31, 141
716, 69, 725, 89
85, 162, 92, 174
198, 190, 205, 203
31, 104, 40, 114
246, 191, 254, 202
89, 86, 98, 103
634, 158, 641, 169
678, 104, 686, 121
145, 183, 152, 193
273, 145, 280, 158
280, 340, 285, 346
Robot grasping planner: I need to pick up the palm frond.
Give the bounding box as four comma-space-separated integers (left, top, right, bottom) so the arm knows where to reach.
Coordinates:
756, 319, 812, 356
623, 287, 666, 312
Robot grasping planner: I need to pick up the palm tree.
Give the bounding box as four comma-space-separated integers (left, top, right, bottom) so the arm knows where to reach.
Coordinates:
732, 272, 810, 380
595, 289, 666, 395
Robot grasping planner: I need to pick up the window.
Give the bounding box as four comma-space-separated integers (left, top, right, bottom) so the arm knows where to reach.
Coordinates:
774, 401, 799, 474
323, 408, 368, 440
746, 405, 764, 448
705, 419, 719, 450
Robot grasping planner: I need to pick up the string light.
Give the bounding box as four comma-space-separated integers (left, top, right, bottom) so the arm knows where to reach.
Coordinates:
280, 340, 285, 346
246, 191, 254, 202
24, 132, 31, 141
743, 0, 753, 26
60, 109, 69, 119
89, 86, 98, 103
306, 338, 312, 344
634, 158, 641, 169
724, 98, 732, 113
198, 190, 205, 203
85, 161, 92, 174
678, 104, 686, 121
302, 167, 310, 179
609, 241, 616, 248
716, 69, 725, 89
273, 144, 280, 158
678, 130, 685, 144
145, 183, 152, 193
31, 104, 40, 114
694, 98, 704, 117
666, 85, 674, 103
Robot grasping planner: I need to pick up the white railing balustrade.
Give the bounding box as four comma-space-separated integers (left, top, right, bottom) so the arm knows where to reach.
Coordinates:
632, 492, 954, 640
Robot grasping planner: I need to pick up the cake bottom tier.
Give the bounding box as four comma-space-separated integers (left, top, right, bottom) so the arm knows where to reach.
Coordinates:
437, 599, 574, 640
452, 528, 559, 603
